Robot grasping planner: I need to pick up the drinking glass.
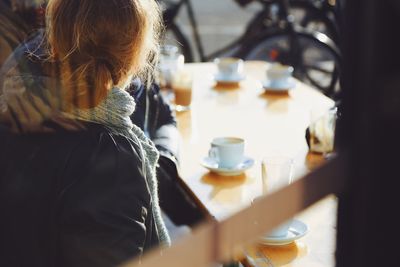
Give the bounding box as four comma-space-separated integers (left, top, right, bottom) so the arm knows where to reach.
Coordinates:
261, 156, 294, 195
261, 156, 295, 237
157, 45, 184, 90
171, 70, 193, 112
309, 107, 338, 155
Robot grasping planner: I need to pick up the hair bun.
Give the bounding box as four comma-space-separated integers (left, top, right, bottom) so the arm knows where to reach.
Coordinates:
95, 58, 117, 85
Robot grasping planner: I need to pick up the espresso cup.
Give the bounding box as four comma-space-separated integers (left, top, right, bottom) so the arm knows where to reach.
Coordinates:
208, 137, 244, 169
214, 57, 244, 79
266, 63, 294, 87
267, 219, 293, 237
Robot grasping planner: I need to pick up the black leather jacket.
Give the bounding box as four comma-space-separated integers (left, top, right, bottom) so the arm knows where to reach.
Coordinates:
0, 123, 160, 267
128, 80, 205, 227
129, 78, 180, 165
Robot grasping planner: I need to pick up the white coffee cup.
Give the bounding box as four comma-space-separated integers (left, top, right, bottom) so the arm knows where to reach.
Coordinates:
214, 57, 244, 79
267, 219, 293, 237
266, 63, 294, 87
208, 137, 244, 169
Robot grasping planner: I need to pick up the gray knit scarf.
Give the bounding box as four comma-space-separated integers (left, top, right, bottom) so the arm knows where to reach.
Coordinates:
65, 88, 171, 246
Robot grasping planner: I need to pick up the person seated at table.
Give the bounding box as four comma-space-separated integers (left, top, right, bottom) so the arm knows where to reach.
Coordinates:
0, 0, 170, 266
0, 2, 207, 231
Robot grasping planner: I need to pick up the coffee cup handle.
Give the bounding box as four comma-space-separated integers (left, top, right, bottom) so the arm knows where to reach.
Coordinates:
208, 147, 219, 161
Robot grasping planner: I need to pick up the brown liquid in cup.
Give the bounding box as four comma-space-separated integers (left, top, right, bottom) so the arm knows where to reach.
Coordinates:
174, 86, 192, 106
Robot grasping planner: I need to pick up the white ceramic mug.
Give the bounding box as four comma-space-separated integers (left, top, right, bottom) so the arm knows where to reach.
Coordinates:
266, 63, 294, 87
208, 137, 244, 169
214, 57, 244, 79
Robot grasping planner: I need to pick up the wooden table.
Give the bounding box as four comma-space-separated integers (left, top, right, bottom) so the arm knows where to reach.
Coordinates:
174, 61, 337, 267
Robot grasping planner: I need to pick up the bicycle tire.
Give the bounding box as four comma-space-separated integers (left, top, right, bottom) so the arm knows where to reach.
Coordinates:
240, 31, 340, 98
162, 23, 195, 63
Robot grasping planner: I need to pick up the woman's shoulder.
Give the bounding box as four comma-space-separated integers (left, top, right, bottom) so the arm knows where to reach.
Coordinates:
61, 123, 152, 209
0, 121, 152, 207
84, 122, 145, 166
0, 122, 147, 185
61, 122, 146, 167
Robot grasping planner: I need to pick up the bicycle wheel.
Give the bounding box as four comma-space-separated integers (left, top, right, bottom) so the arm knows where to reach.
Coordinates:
242, 31, 340, 98
289, 0, 340, 44
161, 23, 194, 63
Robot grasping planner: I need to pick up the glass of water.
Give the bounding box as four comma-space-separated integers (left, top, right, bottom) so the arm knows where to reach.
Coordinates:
157, 44, 184, 90
309, 107, 338, 155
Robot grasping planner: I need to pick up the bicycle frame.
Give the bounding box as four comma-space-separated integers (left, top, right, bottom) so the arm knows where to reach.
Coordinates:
163, 0, 206, 61
194, 0, 283, 61
232, 0, 307, 65
164, 0, 335, 62
163, 0, 275, 62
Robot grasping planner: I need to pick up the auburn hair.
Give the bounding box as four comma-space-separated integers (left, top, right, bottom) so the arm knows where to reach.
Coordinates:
45, 0, 162, 109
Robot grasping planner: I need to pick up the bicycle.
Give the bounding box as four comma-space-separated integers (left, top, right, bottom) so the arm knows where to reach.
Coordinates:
159, 0, 341, 99
286, 0, 342, 45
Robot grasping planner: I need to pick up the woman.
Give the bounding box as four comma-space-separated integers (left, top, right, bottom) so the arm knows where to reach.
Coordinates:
0, 0, 169, 266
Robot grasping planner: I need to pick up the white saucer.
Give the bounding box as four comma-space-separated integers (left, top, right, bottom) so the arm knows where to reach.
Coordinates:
262, 78, 296, 91
214, 73, 246, 83
200, 156, 255, 176
259, 219, 308, 246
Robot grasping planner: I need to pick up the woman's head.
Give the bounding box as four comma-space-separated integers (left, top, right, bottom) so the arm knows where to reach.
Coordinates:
45, 0, 162, 108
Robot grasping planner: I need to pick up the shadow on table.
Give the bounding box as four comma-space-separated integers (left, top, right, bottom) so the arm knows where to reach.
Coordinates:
258, 92, 290, 113
213, 81, 242, 90
305, 151, 326, 171
201, 172, 248, 205
201, 172, 247, 187
244, 241, 308, 267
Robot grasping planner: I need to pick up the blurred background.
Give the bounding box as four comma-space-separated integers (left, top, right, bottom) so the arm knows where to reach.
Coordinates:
165, 0, 261, 61
160, 0, 342, 99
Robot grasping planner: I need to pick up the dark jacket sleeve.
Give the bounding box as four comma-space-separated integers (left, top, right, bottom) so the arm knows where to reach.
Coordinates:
129, 81, 206, 227
57, 132, 156, 267
130, 80, 180, 164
